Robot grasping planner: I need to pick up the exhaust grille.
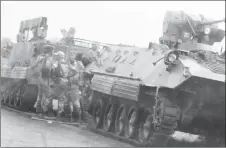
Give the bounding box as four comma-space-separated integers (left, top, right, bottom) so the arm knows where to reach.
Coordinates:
203, 61, 225, 75
188, 51, 225, 75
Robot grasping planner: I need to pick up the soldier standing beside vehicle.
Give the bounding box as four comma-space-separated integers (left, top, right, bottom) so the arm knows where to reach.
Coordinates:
67, 53, 85, 123
31, 44, 55, 117
50, 51, 80, 122
50, 51, 68, 118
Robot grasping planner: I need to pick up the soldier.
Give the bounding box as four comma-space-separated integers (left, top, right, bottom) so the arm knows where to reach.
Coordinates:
67, 53, 85, 123
50, 51, 68, 118
50, 51, 80, 122
89, 43, 99, 63
79, 72, 92, 122
31, 44, 55, 117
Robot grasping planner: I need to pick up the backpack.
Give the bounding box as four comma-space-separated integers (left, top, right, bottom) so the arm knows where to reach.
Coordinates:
41, 57, 51, 78
54, 62, 65, 77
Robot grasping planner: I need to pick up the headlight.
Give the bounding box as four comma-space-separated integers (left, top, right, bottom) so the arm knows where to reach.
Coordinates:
168, 54, 177, 62
164, 50, 179, 65
204, 27, 211, 35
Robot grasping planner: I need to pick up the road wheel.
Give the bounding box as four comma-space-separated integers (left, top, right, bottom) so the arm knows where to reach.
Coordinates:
13, 84, 24, 107
1, 90, 6, 103
124, 107, 138, 139
138, 113, 154, 145
8, 85, 15, 105
19, 84, 27, 108
13, 86, 20, 107
3, 89, 9, 104
92, 98, 105, 129
103, 102, 117, 132
115, 105, 126, 136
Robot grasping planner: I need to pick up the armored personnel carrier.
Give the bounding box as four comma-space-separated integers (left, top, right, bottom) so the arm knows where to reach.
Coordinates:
158, 9, 225, 137
81, 11, 225, 146
1, 17, 54, 111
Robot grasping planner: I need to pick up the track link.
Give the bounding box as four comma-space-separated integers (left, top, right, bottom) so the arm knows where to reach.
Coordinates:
150, 97, 179, 146
83, 90, 180, 147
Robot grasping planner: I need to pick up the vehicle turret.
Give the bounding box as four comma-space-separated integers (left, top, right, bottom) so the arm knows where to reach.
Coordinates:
160, 11, 225, 48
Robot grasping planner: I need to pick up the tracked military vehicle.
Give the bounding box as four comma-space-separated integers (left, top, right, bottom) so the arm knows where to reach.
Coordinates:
159, 10, 225, 135
82, 11, 225, 146
1, 17, 54, 111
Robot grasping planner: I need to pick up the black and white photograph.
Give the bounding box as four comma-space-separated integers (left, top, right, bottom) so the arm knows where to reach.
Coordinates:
1, 1, 225, 147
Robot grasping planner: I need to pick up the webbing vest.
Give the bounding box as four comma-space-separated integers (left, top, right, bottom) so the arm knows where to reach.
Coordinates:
41, 57, 52, 78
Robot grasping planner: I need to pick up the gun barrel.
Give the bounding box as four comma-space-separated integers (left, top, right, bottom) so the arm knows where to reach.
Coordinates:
201, 19, 225, 26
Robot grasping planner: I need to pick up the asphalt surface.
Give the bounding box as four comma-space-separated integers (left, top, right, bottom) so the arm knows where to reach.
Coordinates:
1, 108, 132, 147
1, 106, 224, 147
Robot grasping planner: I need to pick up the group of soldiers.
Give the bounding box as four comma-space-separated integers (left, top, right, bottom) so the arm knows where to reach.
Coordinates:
31, 44, 87, 123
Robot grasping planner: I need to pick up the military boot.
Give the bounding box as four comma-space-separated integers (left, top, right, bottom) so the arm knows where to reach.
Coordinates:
70, 115, 75, 122
42, 111, 48, 118
77, 111, 82, 125
63, 102, 72, 122
36, 102, 42, 115
56, 111, 63, 121
47, 102, 55, 118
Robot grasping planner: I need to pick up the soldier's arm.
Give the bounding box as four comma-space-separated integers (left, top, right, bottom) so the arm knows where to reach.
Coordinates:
52, 61, 58, 69
67, 64, 78, 78
78, 61, 85, 70
30, 56, 44, 69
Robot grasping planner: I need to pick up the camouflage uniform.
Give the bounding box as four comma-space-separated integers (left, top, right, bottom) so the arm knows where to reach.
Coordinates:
32, 45, 55, 116
66, 84, 82, 122
49, 51, 69, 117
80, 73, 92, 121
66, 55, 85, 122
89, 43, 101, 66
48, 51, 78, 122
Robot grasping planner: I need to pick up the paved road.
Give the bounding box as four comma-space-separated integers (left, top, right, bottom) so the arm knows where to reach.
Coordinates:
1, 108, 132, 147
1, 107, 224, 147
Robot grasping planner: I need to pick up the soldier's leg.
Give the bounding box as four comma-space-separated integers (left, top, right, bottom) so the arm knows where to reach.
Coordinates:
36, 95, 42, 113
69, 101, 74, 122
52, 85, 66, 119
80, 91, 92, 123
41, 96, 50, 116
57, 98, 64, 118
79, 85, 90, 116
38, 79, 49, 116
63, 93, 74, 121
42, 79, 54, 117
71, 89, 82, 123
47, 97, 54, 117
35, 85, 44, 115
65, 90, 76, 122
80, 97, 86, 121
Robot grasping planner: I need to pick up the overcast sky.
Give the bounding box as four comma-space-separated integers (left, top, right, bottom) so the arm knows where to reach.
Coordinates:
1, 1, 225, 47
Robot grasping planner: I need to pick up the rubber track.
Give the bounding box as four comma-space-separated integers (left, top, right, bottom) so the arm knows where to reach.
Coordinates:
83, 96, 179, 147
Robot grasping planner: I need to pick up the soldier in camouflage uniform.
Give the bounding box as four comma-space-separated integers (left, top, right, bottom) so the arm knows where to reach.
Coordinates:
31, 44, 55, 117
67, 53, 85, 123
50, 51, 69, 118
49, 51, 82, 122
